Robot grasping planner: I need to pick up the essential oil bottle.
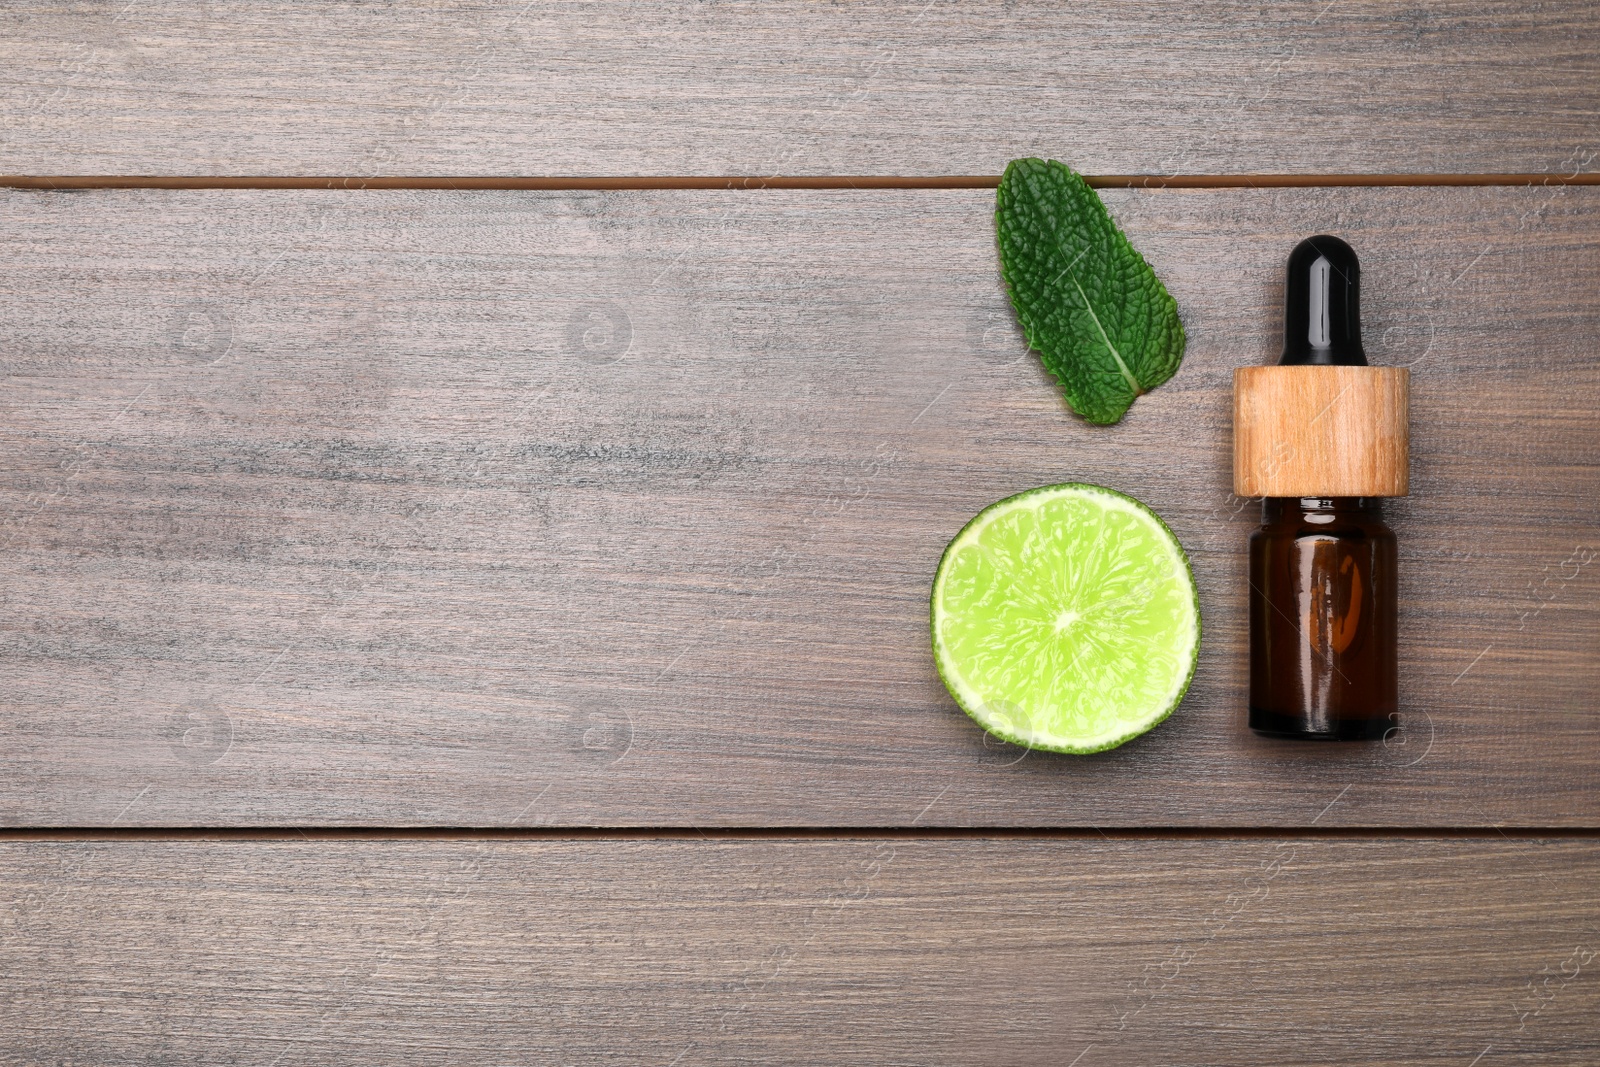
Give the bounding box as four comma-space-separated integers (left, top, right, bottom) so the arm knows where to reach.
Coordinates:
1233, 236, 1409, 740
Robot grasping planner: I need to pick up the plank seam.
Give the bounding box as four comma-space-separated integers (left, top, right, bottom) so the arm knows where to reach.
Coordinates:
4, 174, 1600, 191
1, 827, 1596, 841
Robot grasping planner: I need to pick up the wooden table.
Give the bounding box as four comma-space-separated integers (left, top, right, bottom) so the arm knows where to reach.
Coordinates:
2, 3, 1597, 1063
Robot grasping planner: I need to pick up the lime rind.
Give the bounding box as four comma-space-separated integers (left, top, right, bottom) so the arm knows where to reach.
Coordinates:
930, 483, 1201, 754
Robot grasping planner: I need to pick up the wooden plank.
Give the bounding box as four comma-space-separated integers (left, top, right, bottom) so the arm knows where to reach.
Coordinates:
1, 836, 1596, 1063
0, 186, 1596, 828
2, 1, 1597, 177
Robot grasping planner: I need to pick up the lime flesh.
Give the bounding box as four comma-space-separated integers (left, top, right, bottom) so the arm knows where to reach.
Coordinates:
931, 483, 1200, 754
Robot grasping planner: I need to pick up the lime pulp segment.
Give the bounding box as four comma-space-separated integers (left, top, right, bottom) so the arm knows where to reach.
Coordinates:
931, 484, 1200, 753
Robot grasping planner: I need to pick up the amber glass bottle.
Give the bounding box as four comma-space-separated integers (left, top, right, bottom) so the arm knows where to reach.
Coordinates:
1248, 497, 1397, 738
1237, 236, 1407, 740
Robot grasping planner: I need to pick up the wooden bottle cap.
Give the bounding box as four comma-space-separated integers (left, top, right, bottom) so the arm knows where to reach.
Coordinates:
1233, 365, 1409, 497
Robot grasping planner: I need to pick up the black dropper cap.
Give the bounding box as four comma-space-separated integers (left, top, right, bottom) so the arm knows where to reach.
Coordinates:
1281, 235, 1366, 366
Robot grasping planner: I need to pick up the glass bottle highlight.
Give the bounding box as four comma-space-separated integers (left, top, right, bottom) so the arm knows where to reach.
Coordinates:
1233, 236, 1409, 740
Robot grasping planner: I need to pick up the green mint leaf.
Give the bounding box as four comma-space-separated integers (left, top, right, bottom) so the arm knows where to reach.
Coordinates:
996, 158, 1186, 424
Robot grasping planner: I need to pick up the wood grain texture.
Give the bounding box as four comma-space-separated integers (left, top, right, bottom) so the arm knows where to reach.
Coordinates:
1234, 367, 1410, 497
2, 1, 1598, 177
1, 836, 1597, 1065
0, 186, 1596, 828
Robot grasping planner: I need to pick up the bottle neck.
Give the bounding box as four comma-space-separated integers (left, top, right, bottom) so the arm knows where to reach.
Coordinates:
1261, 497, 1382, 523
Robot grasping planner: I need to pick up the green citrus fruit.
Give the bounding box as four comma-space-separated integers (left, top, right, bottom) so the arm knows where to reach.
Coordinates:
931, 483, 1200, 753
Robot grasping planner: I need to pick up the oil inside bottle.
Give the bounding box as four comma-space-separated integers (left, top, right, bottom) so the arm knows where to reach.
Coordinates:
1248, 497, 1397, 739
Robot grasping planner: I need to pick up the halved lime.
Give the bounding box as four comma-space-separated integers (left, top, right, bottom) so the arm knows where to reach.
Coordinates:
931, 483, 1200, 754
